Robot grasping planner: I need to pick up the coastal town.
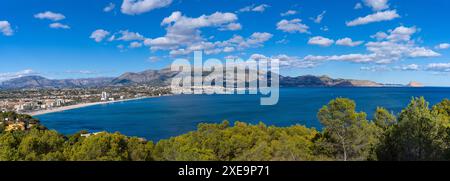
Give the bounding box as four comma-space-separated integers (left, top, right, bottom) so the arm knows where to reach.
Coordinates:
0, 85, 171, 116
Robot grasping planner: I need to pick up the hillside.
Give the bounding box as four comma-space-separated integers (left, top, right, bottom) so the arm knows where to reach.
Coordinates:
279, 75, 382, 87
1, 69, 389, 89
0, 76, 114, 89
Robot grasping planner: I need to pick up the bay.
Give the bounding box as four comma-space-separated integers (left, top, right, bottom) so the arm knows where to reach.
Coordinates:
36, 87, 450, 141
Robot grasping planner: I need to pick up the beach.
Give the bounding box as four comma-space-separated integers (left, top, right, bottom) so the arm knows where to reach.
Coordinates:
28, 96, 157, 116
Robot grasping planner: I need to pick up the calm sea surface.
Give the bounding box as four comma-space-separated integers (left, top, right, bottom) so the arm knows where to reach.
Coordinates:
36, 87, 450, 141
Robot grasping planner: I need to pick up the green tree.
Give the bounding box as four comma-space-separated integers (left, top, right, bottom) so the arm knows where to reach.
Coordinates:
377, 97, 448, 160
317, 98, 379, 161
17, 129, 66, 161
153, 137, 217, 161
0, 123, 5, 133
433, 99, 450, 117
67, 132, 130, 161
126, 137, 154, 161
152, 121, 319, 161
0, 132, 19, 161
269, 125, 319, 161
373, 107, 397, 130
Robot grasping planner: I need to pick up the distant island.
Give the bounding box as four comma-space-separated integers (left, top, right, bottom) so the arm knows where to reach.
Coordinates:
407, 81, 424, 87
0, 68, 405, 89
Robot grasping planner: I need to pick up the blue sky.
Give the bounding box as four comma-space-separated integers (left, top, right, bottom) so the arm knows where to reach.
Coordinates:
1, 0, 450, 86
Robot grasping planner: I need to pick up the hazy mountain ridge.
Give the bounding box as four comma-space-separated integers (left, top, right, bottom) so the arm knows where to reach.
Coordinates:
0, 76, 114, 89
279, 75, 383, 87
0, 68, 395, 89
111, 68, 177, 86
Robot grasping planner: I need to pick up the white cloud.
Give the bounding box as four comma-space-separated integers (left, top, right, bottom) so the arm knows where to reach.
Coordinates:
237, 5, 253, 13
252, 4, 270, 12
336, 38, 364, 47
34, 11, 66, 21
129, 41, 143, 48
148, 56, 160, 62
237, 32, 273, 49
354, 3, 363, 10
49, 23, 70, 29
121, 0, 173, 15
303, 26, 440, 64
250, 53, 268, 60
399, 64, 420, 71
104, 3, 116, 12
276, 19, 309, 33
311, 11, 326, 24
238, 4, 270, 13
371, 31, 388, 40
363, 0, 390, 11
144, 11, 242, 53
435, 43, 450, 50
346, 10, 400, 26
108, 35, 116, 42
386, 26, 417, 42
426, 63, 450, 72
224, 55, 240, 60
320, 26, 329, 32
276, 38, 289, 44
245, 32, 273, 45
90, 29, 110, 42
103, 30, 146, 43
223, 47, 235, 52
304, 53, 377, 63
406, 47, 440, 58
167, 32, 272, 56
0, 69, 36, 82
248, 54, 320, 68
218, 33, 272, 54
360, 65, 391, 72
281, 10, 297, 17
362, 40, 439, 63
219, 23, 242, 31
308, 36, 334, 47
427, 63, 450, 72
116, 30, 145, 41
89, 11, 267, 56
361, 64, 419, 72
0, 21, 13, 36
272, 54, 319, 68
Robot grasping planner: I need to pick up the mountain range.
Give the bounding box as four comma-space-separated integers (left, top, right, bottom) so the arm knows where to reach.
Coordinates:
0, 68, 395, 89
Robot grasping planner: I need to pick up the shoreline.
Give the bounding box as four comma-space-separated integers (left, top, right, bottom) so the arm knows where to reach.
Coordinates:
27, 96, 160, 116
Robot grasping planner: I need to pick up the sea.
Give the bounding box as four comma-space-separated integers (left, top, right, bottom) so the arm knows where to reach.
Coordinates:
36, 87, 450, 141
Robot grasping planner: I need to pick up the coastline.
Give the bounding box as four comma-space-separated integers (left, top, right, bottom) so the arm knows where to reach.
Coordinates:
27, 96, 159, 116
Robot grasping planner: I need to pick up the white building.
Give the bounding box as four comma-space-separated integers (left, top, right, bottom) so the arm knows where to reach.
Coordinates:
101, 92, 108, 101
56, 99, 65, 107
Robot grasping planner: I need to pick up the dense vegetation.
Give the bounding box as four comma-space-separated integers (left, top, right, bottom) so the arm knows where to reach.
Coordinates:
1, 97, 450, 161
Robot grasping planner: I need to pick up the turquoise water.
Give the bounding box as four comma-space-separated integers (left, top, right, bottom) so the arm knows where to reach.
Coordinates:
36, 87, 450, 141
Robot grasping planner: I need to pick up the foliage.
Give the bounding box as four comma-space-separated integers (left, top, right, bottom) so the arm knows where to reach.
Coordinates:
317, 98, 379, 161
373, 107, 397, 130
433, 99, 450, 117
65, 132, 153, 161
153, 121, 320, 161
376, 97, 449, 161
